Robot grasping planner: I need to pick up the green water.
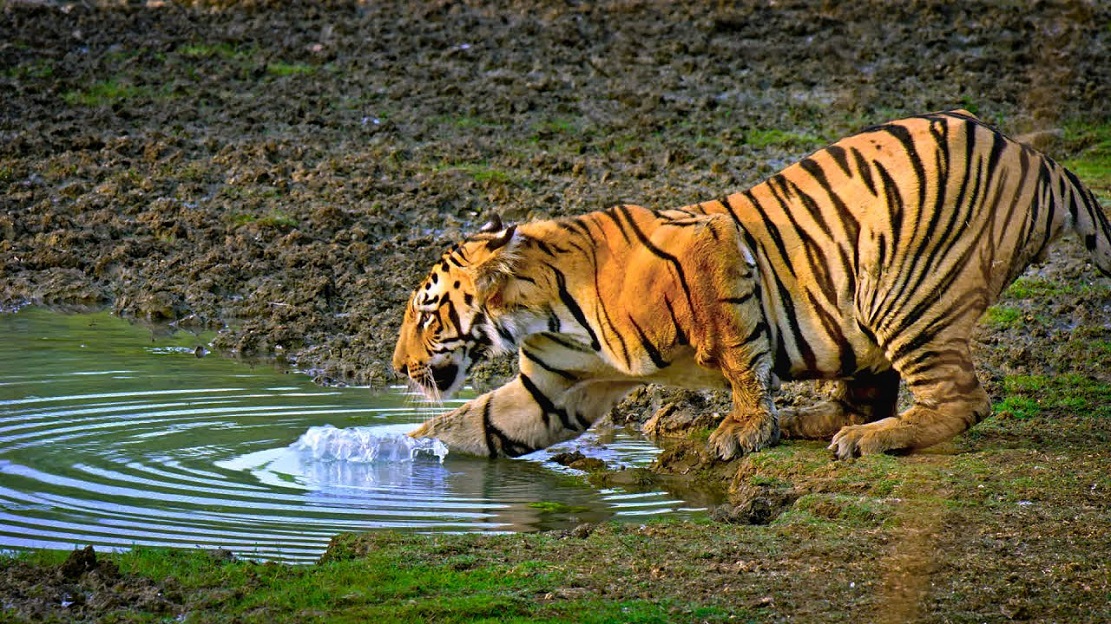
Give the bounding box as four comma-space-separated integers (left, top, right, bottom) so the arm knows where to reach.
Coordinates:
0, 308, 698, 562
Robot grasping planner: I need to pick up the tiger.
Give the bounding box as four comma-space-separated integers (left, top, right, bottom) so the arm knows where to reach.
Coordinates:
392, 110, 1111, 461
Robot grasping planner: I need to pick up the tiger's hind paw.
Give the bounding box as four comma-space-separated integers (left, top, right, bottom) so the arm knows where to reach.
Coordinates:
827, 418, 907, 460
708, 415, 780, 461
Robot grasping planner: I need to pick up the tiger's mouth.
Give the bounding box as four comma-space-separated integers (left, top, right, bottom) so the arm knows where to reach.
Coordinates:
430, 363, 459, 394
408, 361, 463, 399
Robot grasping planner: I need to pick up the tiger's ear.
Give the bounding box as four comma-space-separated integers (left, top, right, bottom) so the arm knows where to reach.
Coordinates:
473, 225, 522, 308
478, 213, 504, 234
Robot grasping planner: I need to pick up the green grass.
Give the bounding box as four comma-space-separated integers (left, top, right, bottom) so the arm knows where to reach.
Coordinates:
438, 162, 525, 186
1002, 276, 1107, 300
267, 62, 316, 77
0, 532, 741, 623
179, 42, 249, 60
232, 210, 298, 229
744, 128, 825, 150
428, 114, 499, 129
789, 493, 894, 529
527, 501, 592, 514
993, 373, 1111, 420
981, 305, 1022, 328
63, 79, 150, 106
3, 58, 54, 80
1063, 119, 1111, 201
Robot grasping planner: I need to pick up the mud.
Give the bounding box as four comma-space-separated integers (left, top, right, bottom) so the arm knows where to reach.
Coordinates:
0, 546, 182, 622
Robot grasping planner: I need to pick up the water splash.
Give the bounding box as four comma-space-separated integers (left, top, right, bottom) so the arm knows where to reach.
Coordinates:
291, 424, 449, 463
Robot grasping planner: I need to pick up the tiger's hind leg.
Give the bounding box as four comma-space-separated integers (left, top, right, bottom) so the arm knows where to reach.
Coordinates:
779, 368, 901, 440
828, 346, 989, 460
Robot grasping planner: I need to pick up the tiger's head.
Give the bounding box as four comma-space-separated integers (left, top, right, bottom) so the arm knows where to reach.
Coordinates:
392, 216, 530, 399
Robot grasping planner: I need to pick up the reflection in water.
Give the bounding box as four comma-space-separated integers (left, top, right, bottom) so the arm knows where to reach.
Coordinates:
0, 309, 702, 562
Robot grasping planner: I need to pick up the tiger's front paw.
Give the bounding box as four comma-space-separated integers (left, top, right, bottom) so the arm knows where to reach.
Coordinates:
708, 414, 780, 461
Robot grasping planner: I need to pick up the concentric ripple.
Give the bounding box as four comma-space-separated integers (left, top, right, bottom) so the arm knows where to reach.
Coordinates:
0, 309, 700, 563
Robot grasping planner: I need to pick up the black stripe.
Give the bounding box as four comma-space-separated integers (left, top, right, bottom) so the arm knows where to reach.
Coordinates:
878, 122, 928, 212
617, 205, 696, 308
481, 397, 498, 458
519, 373, 553, 428
663, 296, 689, 346
520, 373, 580, 432
873, 161, 905, 252
482, 396, 538, 458
445, 301, 461, 334
765, 178, 836, 306
745, 349, 768, 372
755, 185, 805, 278
589, 248, 630, 367
850, 147, 877, 196
493, 320, 515, 344
719, 292, 754, 306
533, 239, 556, 256
542, 332, 596, 353
1003, 146, 1033, 254
557, 218, 592, 238
521, 346, 578, 381
799, 156, 860, 240
772, 272, 817, 372
826, 144, 852, 177
806, 290, 857, 375
599, 208, 632, 243
729, 320, 767, 349
781, 173, 835, 240
629, 317, 669, 369
553, 267, 601, 350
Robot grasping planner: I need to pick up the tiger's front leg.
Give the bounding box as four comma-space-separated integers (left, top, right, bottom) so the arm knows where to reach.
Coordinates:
409, 335, 640, 458
706, 350, 780, 461
678, 217, 779, 461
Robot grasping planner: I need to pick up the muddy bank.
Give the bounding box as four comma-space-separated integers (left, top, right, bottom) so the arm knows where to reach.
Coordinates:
3, 0, 1108, 390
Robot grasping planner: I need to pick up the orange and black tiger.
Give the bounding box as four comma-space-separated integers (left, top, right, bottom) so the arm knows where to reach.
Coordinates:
392, 110, 1111, 461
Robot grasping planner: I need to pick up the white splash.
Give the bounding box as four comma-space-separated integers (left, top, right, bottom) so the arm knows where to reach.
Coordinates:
291, 424, 448, 463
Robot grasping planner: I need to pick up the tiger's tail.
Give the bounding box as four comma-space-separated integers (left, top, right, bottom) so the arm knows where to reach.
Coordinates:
1064, 167, 1111, 277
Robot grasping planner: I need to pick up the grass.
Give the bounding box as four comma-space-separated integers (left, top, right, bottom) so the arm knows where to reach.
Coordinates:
993, 373, 1111, 420
232, 210, 298, 229
179, 42, 250, 60
1063, 119, 1111, 201
743, 128, 825, 150
428, 114, 500, 130
63, 79, 151, 106
980, 304, 1022, 328
1003, 275, 1107, 299
267, 62, 317, 77
3, 58, 54, 80
437, 161, 525, 186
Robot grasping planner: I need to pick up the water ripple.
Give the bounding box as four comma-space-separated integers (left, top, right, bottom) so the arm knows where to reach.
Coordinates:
0, 309, 700, 563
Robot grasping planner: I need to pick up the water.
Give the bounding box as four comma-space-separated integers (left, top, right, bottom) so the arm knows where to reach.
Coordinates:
0, 309, 700, 563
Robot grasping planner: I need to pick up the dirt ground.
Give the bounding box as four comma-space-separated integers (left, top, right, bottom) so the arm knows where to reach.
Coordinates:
2, 0, 1110, 622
